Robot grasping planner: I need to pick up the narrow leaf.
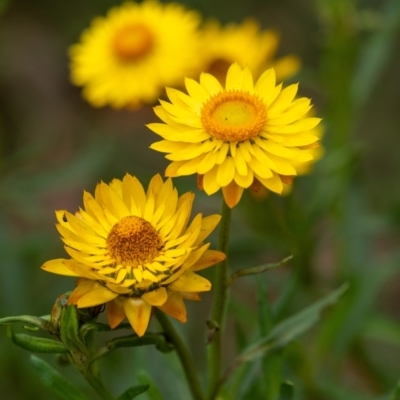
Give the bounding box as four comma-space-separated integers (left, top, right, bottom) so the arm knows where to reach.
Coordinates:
224, 284, 349, 380
117, 385, 149, 400
8, 326, 68, 353
30, 355, 90, 400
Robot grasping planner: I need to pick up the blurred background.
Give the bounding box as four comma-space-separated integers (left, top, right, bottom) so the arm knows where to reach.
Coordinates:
1, 0, 400, 399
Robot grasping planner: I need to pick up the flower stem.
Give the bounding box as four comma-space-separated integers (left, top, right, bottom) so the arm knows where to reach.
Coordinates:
207, 199, 232, 400
155, 309, 205, 400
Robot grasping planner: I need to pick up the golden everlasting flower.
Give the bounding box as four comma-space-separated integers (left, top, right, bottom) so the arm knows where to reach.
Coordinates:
69, 1, 201, 109
42, 174, 225, 337
199, 19, 300, 85
148, 63, 322, 208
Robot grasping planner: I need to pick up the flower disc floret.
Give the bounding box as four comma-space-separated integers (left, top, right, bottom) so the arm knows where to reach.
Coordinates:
106, 216, 162, 267
201, 90, 267, 142
41, 174, 225, 337
113, 24, 153, 61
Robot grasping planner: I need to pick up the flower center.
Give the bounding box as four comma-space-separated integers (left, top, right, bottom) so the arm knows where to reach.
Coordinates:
113, 24, 153, 61
106, 216, 162, 267
201, 90, 267, 142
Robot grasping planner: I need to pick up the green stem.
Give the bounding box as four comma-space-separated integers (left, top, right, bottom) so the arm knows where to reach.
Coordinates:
207, 199, 232, 400
155, 310, 205, 400
84, 370, 116, 400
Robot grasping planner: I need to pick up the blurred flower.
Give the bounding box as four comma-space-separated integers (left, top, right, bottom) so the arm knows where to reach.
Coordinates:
198, 19, 300, 85
42, 174, 225, 336
148, 63, 322, 208
69, 1, 201, 109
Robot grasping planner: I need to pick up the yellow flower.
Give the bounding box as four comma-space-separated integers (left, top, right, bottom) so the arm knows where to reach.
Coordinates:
148, 63, 322, 208
69, 1, 201, 109
42, 174, 225, 337
198, 19, 300, 85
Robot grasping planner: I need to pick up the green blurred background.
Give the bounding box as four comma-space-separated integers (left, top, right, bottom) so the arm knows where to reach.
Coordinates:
1, 0, 400, 399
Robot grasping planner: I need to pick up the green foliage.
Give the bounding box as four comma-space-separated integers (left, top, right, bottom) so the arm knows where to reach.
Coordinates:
30, 355, 90, 400
8, 326, 68, 354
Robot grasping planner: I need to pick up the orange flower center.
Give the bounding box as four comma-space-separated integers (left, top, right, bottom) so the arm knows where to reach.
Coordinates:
201, 90, 267, 142
113, 24, 153, 61
106, 216, 162, 267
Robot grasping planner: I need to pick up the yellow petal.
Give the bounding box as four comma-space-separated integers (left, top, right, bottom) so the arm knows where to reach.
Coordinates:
190, 250, 226, 271
248, 156, 273, 179
124, 298, 152, 337
76, 285, 118, 308
107, 298, 126, 329
256, 172, 283, 194
68, 280, 98, 304
200, 72, 223, 96
141, 287, 168, 306
203, 165, 221, 195
241, 67, 254, 91
225, 62, 243, 91
158, 291, 187, 323
41, 259, 80, 277
217, 157, 235, 187
266, 118, 321, 135
194, 214, 221, 245
268, 83, 299, 114
255, 68, 276, 94
234, 169, 254, 188
185, 77, 210, 103
180, 292, 201, 301
168, 271, 211, 292
222, 181, 244, 208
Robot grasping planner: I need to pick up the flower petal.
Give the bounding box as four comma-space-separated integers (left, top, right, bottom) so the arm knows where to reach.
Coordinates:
158, 291, 187, 323
222, 181, 244, 208
41, 259, 80, 277
141, 287, 168, 306
168, 271, 211, 292
123, 298, 152, 337
76, 285, 118, 308
107, 298, 126, 329
190, 250, 226, 271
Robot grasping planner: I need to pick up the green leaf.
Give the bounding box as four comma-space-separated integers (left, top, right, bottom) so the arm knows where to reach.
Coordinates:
60, 305, 87, 354
30, 355, 90, 400
8, 326, 68, 353
278, 381, 294, 400
0, 315, 51, 331
224, 284, 349, 380
88, 332, 173, 365
117, 385, 149, 400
